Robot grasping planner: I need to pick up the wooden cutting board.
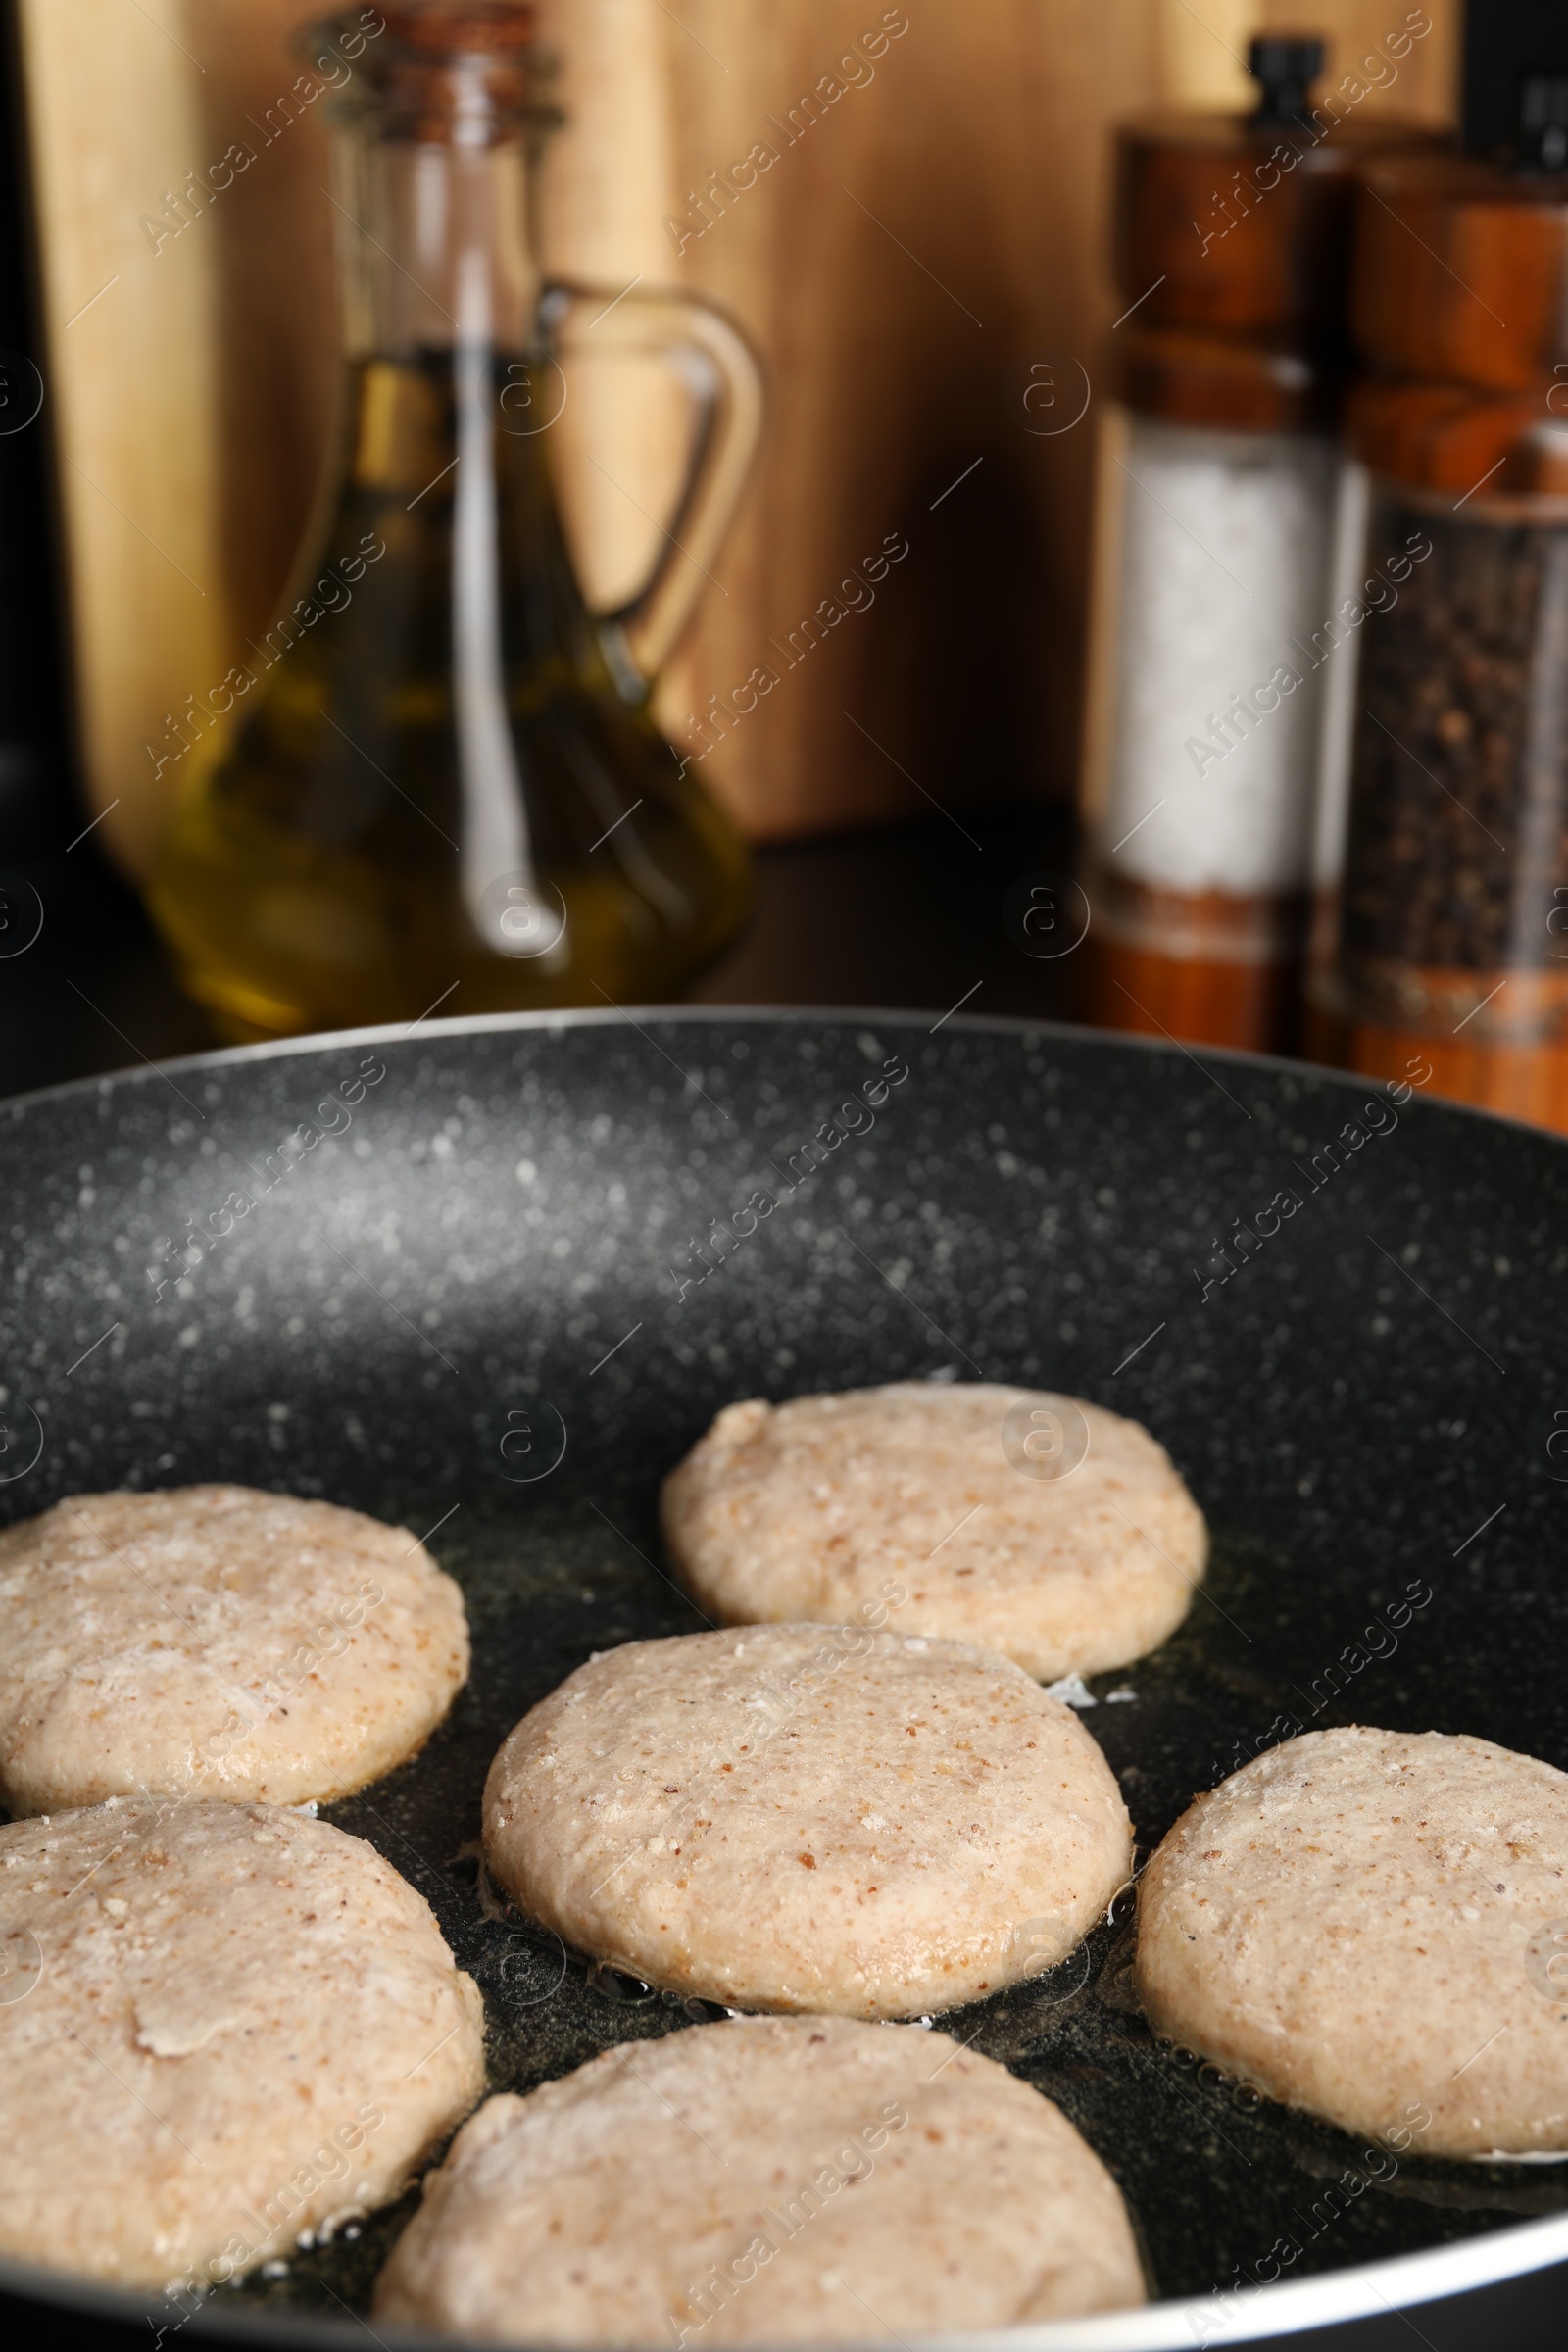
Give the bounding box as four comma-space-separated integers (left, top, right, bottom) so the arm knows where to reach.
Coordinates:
17, 0, 1455, 874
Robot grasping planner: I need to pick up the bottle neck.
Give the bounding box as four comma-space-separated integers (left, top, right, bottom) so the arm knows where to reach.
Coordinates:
331, 112, 545, 358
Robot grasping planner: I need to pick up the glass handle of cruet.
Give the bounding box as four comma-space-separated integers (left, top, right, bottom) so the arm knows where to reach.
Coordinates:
537, 281, 767, 681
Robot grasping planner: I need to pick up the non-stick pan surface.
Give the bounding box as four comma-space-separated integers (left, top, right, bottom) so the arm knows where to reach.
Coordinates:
3, 1008, 1567, 2352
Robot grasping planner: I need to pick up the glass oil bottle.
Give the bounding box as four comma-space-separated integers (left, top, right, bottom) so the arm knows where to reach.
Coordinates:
148, 1, 763, 1038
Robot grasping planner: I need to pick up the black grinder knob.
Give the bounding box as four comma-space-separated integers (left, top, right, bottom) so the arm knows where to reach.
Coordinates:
1249, 33, 1325, 128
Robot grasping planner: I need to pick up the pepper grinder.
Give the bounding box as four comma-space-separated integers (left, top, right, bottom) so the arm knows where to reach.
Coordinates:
1307, 58, 1568, 1131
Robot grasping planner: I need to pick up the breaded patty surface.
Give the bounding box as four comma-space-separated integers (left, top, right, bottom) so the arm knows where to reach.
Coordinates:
1136, 1726, 1568, 2156
0, 1485, 468, 1811
375, 2014, 1146, 2341
483, 1624, 1132, 2018
0, 1798, 485, 2289
661, 1384, 1205, 1679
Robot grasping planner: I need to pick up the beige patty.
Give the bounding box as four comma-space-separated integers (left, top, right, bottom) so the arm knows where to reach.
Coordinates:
0, 1798, 485, 2290
0, 1485, 469, 1812
375, 2013, 1146, 2342
661, 1383, 1206, 1680
1135, 1725, 1568, 2156
483, 1625, 1132, 2019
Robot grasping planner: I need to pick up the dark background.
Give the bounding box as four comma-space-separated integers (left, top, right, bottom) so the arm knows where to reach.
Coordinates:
0, 806, 1081, 1102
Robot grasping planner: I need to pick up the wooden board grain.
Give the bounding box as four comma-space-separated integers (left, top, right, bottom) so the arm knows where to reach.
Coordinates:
18, 0, 227, 872
19, 0, 1457, 871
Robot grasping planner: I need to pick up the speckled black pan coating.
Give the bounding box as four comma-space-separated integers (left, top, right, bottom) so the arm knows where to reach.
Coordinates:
2, 1008, 1567, 2349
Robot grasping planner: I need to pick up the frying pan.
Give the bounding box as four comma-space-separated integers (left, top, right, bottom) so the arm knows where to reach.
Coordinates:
2, 1006, 1567, 2352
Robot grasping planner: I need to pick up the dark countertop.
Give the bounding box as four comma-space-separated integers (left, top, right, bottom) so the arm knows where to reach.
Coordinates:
0, 803, 1082, 1099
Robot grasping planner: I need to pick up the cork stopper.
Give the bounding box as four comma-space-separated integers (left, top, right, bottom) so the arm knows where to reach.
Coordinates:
305, 2, 554, 134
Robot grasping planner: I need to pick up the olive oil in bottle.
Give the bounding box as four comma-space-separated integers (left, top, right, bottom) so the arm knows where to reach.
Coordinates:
149, 2, 760, 1038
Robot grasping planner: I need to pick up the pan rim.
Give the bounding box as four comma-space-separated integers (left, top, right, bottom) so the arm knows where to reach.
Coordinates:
0, 2203, 1565, 2348
1, 1004, 1564, 2343
1, 1002, 1563, 1161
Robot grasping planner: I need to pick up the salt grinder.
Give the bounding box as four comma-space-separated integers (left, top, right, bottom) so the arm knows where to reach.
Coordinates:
1078, 33, 1432, 1052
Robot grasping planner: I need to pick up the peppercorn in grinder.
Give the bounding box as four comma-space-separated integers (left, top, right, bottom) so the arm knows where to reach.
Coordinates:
1308, 51, 1568, 1132
1078, 31, 1434, 1054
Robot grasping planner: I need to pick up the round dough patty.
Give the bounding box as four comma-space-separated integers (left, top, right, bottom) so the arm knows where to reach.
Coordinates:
0, 1797, 485, 2290
0, 1485, 469, 1812
375, 2014, 1146, 2341
483, 1625, 1132, 2018
1135, 1726, 1568, 2156
661, 1383, 1206, 1680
